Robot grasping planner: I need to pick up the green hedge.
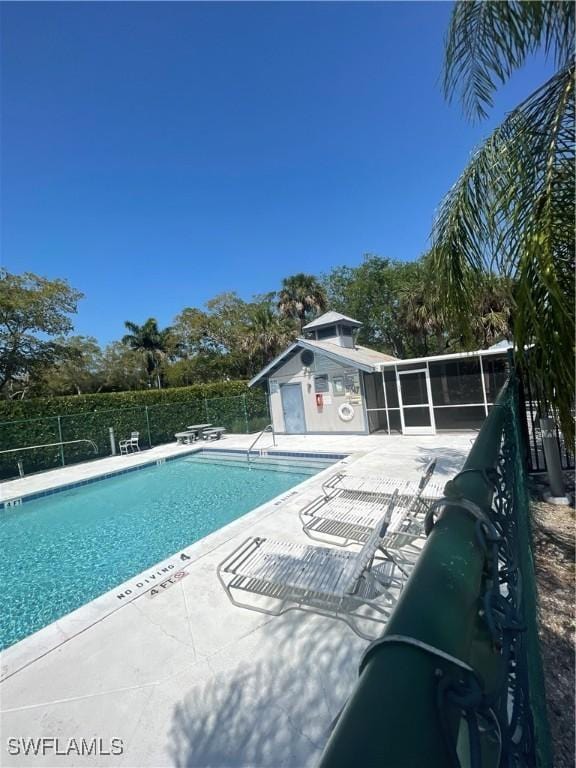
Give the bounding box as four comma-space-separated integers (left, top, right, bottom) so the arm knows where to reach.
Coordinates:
0, 382, 269, 480
0, 381, 256, 421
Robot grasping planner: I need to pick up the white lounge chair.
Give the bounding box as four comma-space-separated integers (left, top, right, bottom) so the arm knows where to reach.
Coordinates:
217, 491, 405, 639
321, 459, 438, 498
300, 459, 442, 548
119, 431, 140, 455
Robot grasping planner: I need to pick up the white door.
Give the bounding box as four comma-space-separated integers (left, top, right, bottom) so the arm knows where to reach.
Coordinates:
280, 383, 306, 433
397, 368, 436, 435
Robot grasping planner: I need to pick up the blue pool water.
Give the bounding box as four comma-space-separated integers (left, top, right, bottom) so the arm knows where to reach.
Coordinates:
0, 456, 322, 650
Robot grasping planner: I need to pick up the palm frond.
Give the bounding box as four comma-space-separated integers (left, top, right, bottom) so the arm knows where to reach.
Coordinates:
433, 63, 575, 440
123, 320, 141, 336
444, 0, 575, 119
433, 65, 574, 273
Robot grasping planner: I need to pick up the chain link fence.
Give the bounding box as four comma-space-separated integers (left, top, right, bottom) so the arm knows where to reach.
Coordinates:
0, 394, 270, 480
319, 375, 551, 767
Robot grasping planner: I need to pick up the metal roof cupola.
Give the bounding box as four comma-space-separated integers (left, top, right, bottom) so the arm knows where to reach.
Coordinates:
302, 312, 362, 349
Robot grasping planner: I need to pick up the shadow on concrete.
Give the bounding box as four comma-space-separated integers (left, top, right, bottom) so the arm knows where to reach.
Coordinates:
168, 612, 368, 768
167, 442, 472, 766
414, 444, 470, 478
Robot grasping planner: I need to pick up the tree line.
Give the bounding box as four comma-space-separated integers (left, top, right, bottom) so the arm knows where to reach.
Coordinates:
0, 257, 513, 400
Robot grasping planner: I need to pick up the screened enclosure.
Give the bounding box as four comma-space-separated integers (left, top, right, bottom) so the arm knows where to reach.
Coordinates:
363, 350, 510, 435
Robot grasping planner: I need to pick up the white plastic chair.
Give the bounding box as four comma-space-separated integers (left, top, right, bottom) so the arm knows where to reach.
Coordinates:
119, 431, 140, 455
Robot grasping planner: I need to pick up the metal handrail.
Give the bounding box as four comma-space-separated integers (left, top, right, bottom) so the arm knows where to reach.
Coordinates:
246, 424, 276, 465
0, 439, 99, 456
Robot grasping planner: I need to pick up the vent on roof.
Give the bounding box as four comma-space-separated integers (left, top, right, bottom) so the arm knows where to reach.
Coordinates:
300, 349, 314, 367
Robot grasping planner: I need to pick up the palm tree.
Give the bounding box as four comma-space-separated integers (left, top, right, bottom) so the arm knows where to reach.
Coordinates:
241, 303, 296, 373
469, 276, 513, 350
398, 286, 445, 357
277, 273, 328, 332
432, 1, 574, 441
122, 318, 174, 389
394, 257, 446, 356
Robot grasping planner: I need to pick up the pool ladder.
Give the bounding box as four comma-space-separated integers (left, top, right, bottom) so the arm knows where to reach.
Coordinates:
247, 424, 276, 467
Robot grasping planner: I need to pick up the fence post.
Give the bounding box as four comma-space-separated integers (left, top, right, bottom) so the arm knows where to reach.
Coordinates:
242, 394, 249, 434
56, 416, 65, 466
109, 427, 116, 456
265, 392, 272, 426
145, 406, 152, 448
540, 416, 567, 500
204, 398, 210, 422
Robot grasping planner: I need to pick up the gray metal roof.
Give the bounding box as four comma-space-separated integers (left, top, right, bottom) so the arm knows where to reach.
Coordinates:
248, 338, 397, 386
377, 344, 513, 369
248, 334, 513, 387
307, 339, 396, 367
248, 342, 300, 387
302, 311, 362, 331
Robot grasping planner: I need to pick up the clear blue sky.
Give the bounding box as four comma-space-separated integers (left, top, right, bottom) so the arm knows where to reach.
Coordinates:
1, 2, 553, 344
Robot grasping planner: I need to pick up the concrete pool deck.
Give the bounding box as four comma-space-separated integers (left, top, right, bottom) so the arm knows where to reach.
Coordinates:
0, 432, 475, 767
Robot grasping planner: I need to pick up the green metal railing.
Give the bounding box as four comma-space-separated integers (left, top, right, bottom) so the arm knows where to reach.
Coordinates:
319, 376, 552, 768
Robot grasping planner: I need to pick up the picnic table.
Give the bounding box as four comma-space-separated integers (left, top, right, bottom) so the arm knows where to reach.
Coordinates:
186, 424, 212, 441
175, 424, 212, 445
202, 427, 226, 441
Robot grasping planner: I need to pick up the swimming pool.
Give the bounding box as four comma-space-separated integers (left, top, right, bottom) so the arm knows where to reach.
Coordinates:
0, 454, 332, 650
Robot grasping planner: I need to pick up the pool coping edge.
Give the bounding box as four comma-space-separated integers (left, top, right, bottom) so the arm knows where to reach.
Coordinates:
0, 448, 349, 508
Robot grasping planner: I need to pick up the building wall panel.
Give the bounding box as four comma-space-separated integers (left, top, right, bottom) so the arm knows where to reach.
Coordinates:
267, 352, 366, 433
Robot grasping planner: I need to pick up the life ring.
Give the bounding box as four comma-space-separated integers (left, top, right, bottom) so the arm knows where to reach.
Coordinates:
338, 403, 355, 422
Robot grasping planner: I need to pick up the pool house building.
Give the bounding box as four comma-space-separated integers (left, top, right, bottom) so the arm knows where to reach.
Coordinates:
249, 312, 511, 436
